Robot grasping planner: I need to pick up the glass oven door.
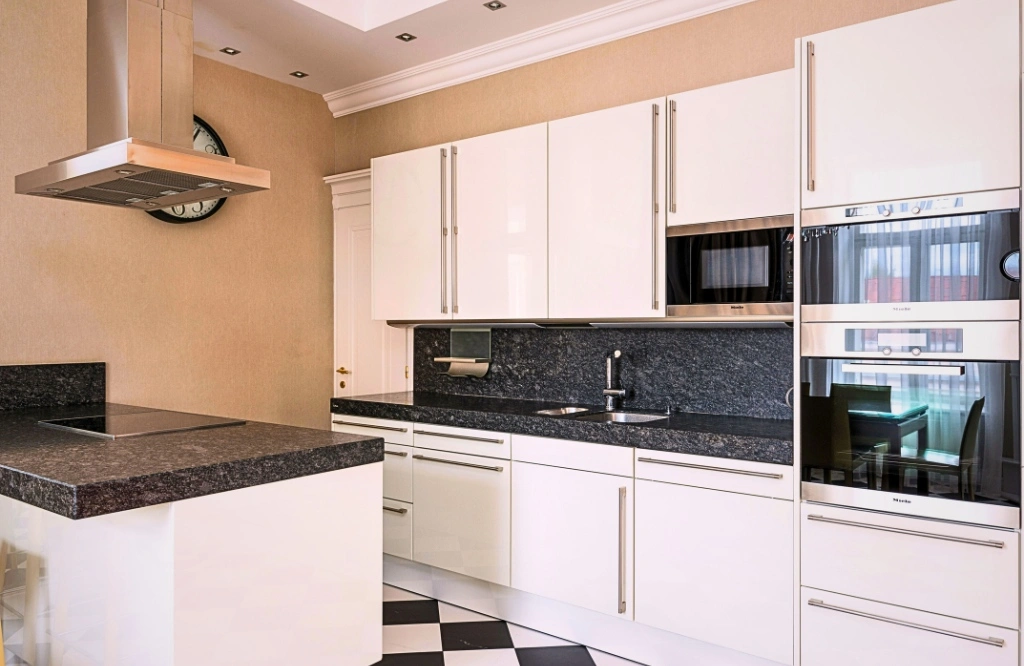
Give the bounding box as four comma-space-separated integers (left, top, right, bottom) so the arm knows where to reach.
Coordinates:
801, 322, 1021, 529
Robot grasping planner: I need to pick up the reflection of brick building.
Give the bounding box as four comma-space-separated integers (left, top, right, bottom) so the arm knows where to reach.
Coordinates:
864, 276, 980, 302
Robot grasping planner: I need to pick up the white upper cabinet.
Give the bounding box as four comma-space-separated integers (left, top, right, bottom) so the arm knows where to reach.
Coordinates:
372, 144, 450, 321
452, 125, 548, 320
668, 70, 795, 227
549, 99, 666, 319
800, 0, 1020, 209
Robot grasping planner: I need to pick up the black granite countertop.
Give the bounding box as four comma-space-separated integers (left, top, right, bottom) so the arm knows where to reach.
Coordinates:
331, 392, 793, 466
0, 403, 383, 520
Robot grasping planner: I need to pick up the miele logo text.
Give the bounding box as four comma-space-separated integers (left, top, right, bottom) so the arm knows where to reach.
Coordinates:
892, 498, 912, 504
730, 305, 745, 310
892, 306, 912, 312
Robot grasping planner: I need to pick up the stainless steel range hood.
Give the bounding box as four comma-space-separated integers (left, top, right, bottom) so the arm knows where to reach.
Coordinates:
15, 0, 270, 210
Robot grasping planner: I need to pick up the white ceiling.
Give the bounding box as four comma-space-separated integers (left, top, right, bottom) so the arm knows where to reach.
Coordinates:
193, 0, 627, 95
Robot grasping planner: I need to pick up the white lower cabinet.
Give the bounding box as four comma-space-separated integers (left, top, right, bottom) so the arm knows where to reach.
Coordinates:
383, 499, 413, 559
801, 588, 1018, 666
412, 448, 511, 585
634, 479, 794, 664
511, 461, 633, 619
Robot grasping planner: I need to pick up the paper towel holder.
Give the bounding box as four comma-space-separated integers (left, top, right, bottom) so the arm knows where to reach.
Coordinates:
434, 328, 491, 378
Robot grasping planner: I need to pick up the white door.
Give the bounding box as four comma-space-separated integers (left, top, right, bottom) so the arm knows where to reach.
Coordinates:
549, 98, 666, 319
511, 462, 633, 619
452, 125, 548, 320
332, 173, 411, 398
800, 0, 1020, 209
372, 144, 452, 321
634, 480, 793, 664
412, 449, 511, 586
668, 70, 794, 227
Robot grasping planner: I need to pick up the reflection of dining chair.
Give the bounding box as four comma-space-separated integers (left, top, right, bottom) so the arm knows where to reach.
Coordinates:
902, 397, 984, 500
832, 384, 892, 412
801, 389, 881, 487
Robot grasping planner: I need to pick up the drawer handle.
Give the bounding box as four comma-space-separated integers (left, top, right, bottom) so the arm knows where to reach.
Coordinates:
413, 454, 504, 473
414, 430, 505, 445
807, 599, 1005, 648
618, 486, 627, 614
637, 457, 784, 480
333, 420, 409, 434
383, 505, 409, 515
384, 450, 409, 458
806, 515, 1005, 549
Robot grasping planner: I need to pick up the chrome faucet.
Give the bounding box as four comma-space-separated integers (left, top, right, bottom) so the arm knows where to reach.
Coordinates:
603, 350, 626, 411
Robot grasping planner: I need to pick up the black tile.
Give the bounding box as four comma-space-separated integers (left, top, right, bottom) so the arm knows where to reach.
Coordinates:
370, 653, 446, 666
383, 600, 440, 625
516, 646, 597, 666
440, 621, 514, 651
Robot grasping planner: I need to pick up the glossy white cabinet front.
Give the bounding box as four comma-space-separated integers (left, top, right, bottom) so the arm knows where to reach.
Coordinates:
549, 98, 666, 319
412, 449, 511, 585
372, 144, 450, 321
511, 462, 633, 619
634, 479, 794, 664
800, 0, 1020, 209
668, 70, 794, 227
452, 125, 548, 320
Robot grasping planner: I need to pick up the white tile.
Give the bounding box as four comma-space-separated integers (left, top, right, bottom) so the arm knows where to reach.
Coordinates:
443, 648, 520, 666
588, 647, 645, 665
438, 601, 495, 624
384, 584, 429, 602
507, 623, 573, 648
383, 623, 442, 654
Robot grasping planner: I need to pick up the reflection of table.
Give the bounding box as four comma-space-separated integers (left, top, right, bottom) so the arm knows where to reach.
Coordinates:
849, 405, 929, 491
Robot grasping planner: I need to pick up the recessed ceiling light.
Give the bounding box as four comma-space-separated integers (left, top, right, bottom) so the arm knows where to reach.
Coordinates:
290, 71, 309, 79
484, 1, 507, 10
220, 47, 241, 56
396, 33, 417, 42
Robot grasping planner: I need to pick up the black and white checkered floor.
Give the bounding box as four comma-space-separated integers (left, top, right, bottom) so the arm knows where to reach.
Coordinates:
378, 585, 643, 666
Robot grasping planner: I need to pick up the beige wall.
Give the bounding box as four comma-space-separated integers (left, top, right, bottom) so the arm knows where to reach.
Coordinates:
0, 1, 336, 429
335, 0, 948, 173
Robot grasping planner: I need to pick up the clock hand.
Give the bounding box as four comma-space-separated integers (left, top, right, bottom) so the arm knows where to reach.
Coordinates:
193, 127, 200, 141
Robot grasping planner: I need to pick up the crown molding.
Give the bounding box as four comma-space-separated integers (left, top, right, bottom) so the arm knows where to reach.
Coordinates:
324, 0, 753, 118
325, 169, 371, 207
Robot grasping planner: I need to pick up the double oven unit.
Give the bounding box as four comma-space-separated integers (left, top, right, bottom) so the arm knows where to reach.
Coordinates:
799, 189, 1022, 529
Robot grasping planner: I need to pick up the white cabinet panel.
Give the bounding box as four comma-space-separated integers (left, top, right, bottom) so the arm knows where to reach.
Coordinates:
549, 98, 666, 319
511, 462, 633, 619
372, 144, 451, 321
511, 434, 633, 477
669, 70, 794, 227
634, 449, 793, 500
452, 125, 548, 320
634, 480, 793, 664
800, 0, 1020, 209
801, 588, 1018, 666
413, 449, 510, 585
384, 500, 413, 559
413, 423, 510, 459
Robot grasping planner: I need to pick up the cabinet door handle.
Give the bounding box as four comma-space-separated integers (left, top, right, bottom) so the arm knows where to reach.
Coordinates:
383, 505, 409, 515
637, 457, 784, 480
413, 454, 504, 472
451, 145, 459, 315
805, 41, 816, 193
333, 420, 409, 433
668, 99, 677, 214
441, 147, 449, 314
413, 430, 505, 445
384, 450, 409, 457
807, 599, 1005, 648
806, 515, 1005, 549
618, 486, 627, 614
651, 103, 660, 311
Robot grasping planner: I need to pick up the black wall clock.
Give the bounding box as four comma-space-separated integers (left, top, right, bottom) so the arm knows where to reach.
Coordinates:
148, 115, 229, 224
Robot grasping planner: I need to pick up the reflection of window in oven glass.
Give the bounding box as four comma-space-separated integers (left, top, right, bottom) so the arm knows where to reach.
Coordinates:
859, 245, 910, 303
928, 241, 980, 300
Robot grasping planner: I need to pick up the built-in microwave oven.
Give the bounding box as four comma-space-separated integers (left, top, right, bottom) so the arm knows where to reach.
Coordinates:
666, 217, 794, 318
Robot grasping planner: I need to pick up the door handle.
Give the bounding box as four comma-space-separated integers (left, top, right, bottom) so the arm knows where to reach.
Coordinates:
451, 145, 459, 315
637, 457, 784, 480
668, 99, 677, 214
651, 102, 660, 311
383, 505, 409, 515
806, 41, 816, 193
618, 486, 627, 614
441, 147, 449, 314
413, 454, 504, 472
336, 367, 351, 375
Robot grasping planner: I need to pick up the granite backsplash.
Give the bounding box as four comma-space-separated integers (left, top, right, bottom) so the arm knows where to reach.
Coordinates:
0, 363, 106, 410
414, 328, 793, 420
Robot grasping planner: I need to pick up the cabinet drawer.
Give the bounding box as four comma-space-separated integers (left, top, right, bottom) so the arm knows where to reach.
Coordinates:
801, 504, 1019, 628
331, 414, 414, 446
512, 435, 632, 477
413, 424, 510, 459
635, 450, 793, 500
383, 499, 413, 560
801, 588, 1018, 666
384, 443, 413, 503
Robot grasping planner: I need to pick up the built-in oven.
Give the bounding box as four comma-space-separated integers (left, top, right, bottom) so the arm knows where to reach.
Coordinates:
802, 189, 1021, 322
800, 321, 1021, 529
666, 217, 794, 318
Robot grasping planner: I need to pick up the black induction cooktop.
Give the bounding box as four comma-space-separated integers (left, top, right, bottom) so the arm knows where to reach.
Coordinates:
39, 409, 245, 440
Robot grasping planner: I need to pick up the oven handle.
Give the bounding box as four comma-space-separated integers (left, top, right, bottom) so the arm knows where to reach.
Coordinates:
841, 363, 966, 376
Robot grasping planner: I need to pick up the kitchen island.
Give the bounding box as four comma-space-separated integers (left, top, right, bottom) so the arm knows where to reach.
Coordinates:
0, 364, 384, 666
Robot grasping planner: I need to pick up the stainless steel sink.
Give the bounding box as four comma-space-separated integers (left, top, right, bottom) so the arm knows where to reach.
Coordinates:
577, 412, 668, 424
535, 407, 590, 416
